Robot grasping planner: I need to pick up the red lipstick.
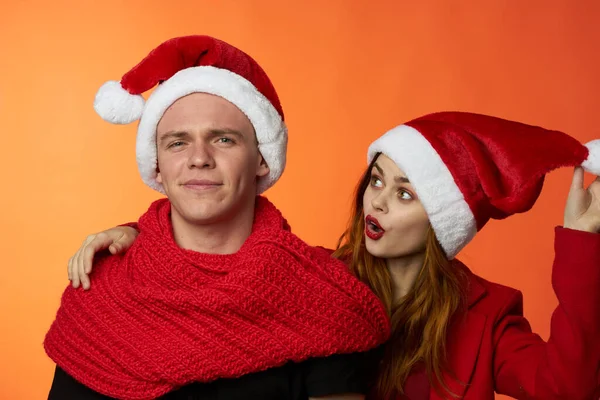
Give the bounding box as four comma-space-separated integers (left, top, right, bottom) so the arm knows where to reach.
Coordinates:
365, 215, 385, 240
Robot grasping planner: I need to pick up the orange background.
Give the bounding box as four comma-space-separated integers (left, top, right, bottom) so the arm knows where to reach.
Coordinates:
2, 1, 599, 398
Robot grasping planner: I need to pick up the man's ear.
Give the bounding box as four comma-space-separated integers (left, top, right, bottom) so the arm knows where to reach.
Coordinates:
156, 164, 162, 184
155, 135, 162, 184
256, 153, 270, 178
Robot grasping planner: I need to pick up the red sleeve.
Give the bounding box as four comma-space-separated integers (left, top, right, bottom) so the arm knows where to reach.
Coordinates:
493, 227, 600, 399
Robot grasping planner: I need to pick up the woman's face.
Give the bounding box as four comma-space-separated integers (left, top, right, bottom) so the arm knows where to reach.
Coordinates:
362, 154, 430, 259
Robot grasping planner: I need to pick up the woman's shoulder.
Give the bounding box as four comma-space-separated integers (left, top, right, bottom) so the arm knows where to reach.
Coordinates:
455, 260, 523, 317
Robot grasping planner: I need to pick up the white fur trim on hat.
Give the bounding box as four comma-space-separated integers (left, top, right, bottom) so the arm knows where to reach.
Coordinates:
582, 139, 600, 175
136, 66, 287, 194
367, 125, 477, 259
94, 81, 145, 124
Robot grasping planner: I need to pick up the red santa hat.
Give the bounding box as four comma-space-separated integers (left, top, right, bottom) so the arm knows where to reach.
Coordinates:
93, 35, 287, 194
367, 111, 600, 259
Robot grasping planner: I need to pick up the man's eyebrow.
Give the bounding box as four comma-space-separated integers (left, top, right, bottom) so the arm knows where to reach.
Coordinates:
158, 129, 245, 144
159, 131, 189, 143
207, 128, 244, 138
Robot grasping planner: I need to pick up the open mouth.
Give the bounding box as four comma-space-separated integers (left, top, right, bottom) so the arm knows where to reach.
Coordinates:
365, 215, 385, 240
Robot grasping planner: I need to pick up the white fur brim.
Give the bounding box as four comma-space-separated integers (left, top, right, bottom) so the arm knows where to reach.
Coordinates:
582, 139, 600, 176
367, 125, 477, 259
136, 66, 287, 194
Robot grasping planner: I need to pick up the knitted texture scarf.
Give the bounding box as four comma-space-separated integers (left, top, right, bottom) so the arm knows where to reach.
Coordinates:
44, 197, 390, 399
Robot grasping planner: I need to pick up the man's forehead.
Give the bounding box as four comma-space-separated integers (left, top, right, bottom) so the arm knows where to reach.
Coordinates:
159, 94, 253, 130
166, 92, 239, 113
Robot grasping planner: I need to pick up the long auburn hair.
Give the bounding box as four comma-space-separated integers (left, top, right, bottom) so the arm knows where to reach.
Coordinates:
333, 153, 467, 398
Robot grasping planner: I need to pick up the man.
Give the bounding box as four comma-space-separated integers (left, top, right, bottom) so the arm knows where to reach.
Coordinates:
44, 35, 389, 400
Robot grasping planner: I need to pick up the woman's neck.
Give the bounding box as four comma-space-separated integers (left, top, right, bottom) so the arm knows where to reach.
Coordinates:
386, 252, 425, 303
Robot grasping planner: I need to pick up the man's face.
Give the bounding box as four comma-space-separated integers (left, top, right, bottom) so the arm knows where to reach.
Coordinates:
156, 93, 269, 225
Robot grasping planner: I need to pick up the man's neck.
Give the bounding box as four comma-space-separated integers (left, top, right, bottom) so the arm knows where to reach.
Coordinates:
386, 252, 425, 304
170, 200, 256, 255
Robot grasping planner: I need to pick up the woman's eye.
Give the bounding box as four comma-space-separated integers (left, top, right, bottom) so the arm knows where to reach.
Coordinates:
370, 176, 383, 187
399, 190, 413, 200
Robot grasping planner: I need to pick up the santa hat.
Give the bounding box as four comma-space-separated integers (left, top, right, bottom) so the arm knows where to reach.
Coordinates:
93, 35, 287, 194
367, 111, 600, 259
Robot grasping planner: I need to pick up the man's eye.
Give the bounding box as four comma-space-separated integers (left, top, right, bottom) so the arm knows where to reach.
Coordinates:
168, 141, 184, 148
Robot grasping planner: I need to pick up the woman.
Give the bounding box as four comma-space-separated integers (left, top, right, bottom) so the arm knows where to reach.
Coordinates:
66, 111, 600, 399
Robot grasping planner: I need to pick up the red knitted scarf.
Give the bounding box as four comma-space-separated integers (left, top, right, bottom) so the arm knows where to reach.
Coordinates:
45, 197, 390, 399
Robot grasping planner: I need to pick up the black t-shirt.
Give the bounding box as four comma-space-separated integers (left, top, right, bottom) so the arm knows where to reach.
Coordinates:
48, 350, 380, 400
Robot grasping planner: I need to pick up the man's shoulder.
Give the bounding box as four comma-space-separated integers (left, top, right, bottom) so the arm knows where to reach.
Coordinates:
250, 229, 335, 258
313, 245, 335, 255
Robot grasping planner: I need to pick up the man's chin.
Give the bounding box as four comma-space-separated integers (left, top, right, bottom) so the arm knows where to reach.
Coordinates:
181, 208, 224, 223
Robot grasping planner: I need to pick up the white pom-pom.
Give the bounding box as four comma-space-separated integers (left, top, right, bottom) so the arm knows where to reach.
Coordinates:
93, 80, 145, 124
582, 139, 600, 175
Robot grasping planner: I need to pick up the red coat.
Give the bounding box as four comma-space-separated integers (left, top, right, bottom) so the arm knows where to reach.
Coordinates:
429, 227, 600, 399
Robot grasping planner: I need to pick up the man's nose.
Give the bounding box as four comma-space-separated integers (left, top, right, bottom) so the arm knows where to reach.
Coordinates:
188, 142, 215, 169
